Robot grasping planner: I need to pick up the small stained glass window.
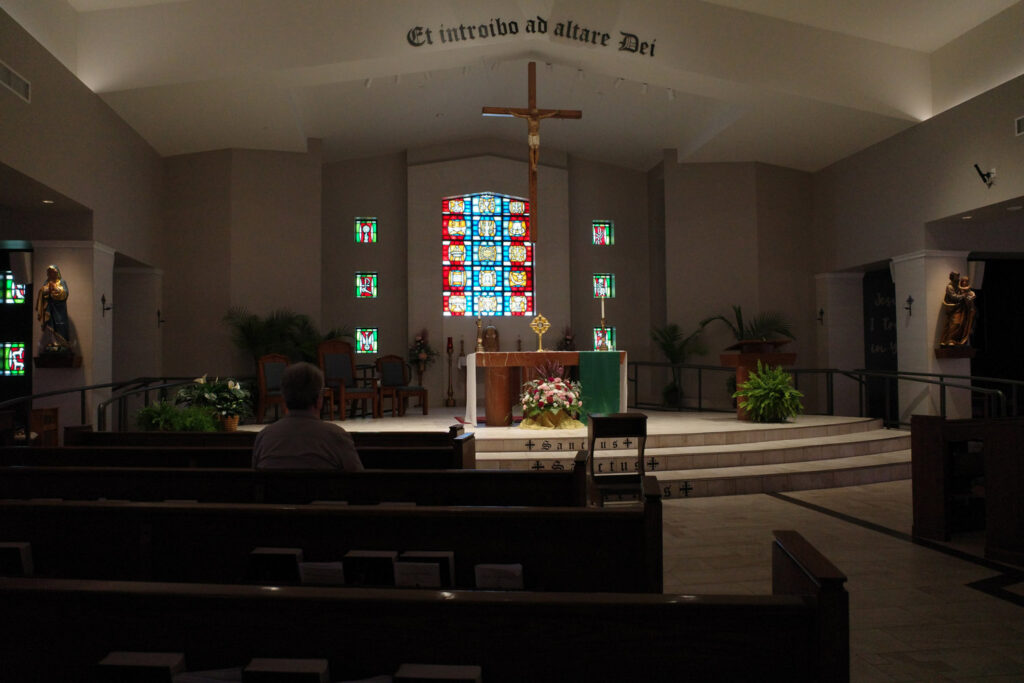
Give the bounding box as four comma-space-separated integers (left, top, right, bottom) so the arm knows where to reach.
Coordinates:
592, 220, 614, 246
355, 272, 378, 298
355, 218, 378, 244
355, 328, 378, 354
2, 342, 27, 375
593, 327, 617, 351
2, 272, 27, 304
593, 273, 615, 298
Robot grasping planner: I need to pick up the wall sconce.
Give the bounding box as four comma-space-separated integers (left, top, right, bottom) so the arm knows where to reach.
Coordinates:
816, 308, 824, 325
101, 294, 112, 317
157, 309, 166, 327
904, 295, 914, 316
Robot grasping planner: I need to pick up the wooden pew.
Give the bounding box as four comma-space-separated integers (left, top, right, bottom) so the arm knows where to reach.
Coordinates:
0, 452, 587, 506
0, 476, 662, 592
911, 415, 1024, 564
0, 530, 848, 682
64, 424, 464, 448
0, 431, 476, 469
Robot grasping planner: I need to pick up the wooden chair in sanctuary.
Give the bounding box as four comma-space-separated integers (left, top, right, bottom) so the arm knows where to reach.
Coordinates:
375, 354, 428, 417
255, 353, 288, 423
319, 339, 378, 419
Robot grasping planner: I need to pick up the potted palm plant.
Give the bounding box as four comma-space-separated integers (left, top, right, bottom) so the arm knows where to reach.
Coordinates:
650, 323, 707, 408
701, 305, 796, 418
700, 304, 794, 353
223, 307, 351, 366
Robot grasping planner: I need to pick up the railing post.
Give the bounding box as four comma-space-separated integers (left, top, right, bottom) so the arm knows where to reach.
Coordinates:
827, 371, 834, 416
939, 375, 946, 418
697, 368, 703, 411
80, 390, 87, 426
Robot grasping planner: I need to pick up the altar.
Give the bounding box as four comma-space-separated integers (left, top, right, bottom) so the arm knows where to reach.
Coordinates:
465, 351, 628, 426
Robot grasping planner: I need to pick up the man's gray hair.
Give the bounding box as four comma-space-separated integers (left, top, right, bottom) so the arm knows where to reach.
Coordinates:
281, 362, 324, 410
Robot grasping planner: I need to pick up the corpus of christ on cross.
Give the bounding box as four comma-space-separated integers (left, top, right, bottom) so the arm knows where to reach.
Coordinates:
482, 62, 582, 242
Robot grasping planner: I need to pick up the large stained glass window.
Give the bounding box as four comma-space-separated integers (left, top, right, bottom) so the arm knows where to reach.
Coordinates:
355, 328, 378, 354
442, 192, 533, 316
593, 273, 615, 298
355, 272, 378, 298
355, 218, 378, 244
2, 272, 26, 304
593, 327, 616, 351
592, 220, 614, 245
2, 342, 26, 376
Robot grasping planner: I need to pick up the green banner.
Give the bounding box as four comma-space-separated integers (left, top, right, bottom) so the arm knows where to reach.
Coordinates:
579, 351, 619, 423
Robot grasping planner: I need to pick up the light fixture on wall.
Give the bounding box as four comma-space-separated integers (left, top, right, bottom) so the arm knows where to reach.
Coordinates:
817, 308, 824, 325
974, 163, 995, 188
157, 309, 166, 327
101, 293, 112, 317
904, 295, 914, 316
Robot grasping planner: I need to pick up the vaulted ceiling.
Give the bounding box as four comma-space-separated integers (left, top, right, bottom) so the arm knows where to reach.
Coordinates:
7, 0, 1024, 171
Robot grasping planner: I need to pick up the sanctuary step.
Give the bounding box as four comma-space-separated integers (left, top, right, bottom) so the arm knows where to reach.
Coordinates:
470, 414, 911, 498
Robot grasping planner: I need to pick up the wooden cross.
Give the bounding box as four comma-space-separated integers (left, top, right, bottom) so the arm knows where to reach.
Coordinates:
482, 62, 582, 242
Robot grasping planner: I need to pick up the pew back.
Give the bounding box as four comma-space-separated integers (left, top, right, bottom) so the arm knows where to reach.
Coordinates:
0, 452, 587, 506
0, 431, 475, 469
0, 477, 662, 592
0, 530, 847, 682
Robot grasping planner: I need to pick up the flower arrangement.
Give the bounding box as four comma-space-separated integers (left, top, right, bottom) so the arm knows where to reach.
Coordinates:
520, 374, 583, 421
175, 375, 253, 418
408, 329, 439, 368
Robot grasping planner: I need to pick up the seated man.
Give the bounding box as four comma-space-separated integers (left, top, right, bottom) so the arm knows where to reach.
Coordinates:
253, 362, 364, 470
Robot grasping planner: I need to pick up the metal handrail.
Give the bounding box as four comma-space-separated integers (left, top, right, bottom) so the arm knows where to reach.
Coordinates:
628, 361, 1013, 427
95, 379, 198, 431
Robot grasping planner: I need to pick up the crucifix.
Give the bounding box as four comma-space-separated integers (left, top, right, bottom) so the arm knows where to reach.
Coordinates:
482, 62, 582, 242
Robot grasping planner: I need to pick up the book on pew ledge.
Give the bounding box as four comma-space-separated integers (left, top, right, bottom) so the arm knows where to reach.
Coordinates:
395, 551, 455, 588
474, 563, 523, 589
95, 650, 185, 680
243, 657, 329, 682
343, 550, 397, 586
173, 667, 244, 682
248, 547, 303, 584
299, 561, 346, 586
394, 663, 482, 682
0, 541, 33, 576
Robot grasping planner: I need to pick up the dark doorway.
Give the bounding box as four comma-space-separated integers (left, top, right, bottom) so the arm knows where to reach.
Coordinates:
970, 259, 1024, 415
863, 267, 898, 422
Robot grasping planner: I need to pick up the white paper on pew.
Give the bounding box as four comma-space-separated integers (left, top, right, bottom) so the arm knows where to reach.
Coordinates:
394, 561, 441, 588
474, 563, 523, 589
299, 561, 346, 586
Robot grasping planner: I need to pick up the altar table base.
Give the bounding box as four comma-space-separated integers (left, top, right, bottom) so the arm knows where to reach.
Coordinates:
465, 351, 627, 427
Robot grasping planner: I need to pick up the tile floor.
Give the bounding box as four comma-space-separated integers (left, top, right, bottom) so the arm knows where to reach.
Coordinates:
662, 481, 1024, 681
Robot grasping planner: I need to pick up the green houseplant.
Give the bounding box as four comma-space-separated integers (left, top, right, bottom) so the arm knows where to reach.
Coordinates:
223, 307, 351, 366
175, 376, 253, 430
732, 361, 804, 423
700, 304, 794, 345
650, 323, 707, 408
135, 401, 219, 432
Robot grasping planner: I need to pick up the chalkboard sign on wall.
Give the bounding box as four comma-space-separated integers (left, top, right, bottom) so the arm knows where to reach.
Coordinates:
862, 268, 898, 420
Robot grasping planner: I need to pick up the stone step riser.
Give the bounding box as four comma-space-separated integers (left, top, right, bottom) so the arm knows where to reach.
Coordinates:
477, 434, 910, 471
655, 461, 911, 499
472, 418, 885, 453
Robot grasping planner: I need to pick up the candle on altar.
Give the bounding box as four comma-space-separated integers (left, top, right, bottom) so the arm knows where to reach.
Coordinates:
600, 297, 605, 319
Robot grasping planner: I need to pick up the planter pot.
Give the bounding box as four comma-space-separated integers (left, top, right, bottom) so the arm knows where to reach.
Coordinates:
220, 415, 240, 432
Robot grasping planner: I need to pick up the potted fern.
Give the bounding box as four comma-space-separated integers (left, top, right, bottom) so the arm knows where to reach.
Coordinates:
732, 361, 804, 422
